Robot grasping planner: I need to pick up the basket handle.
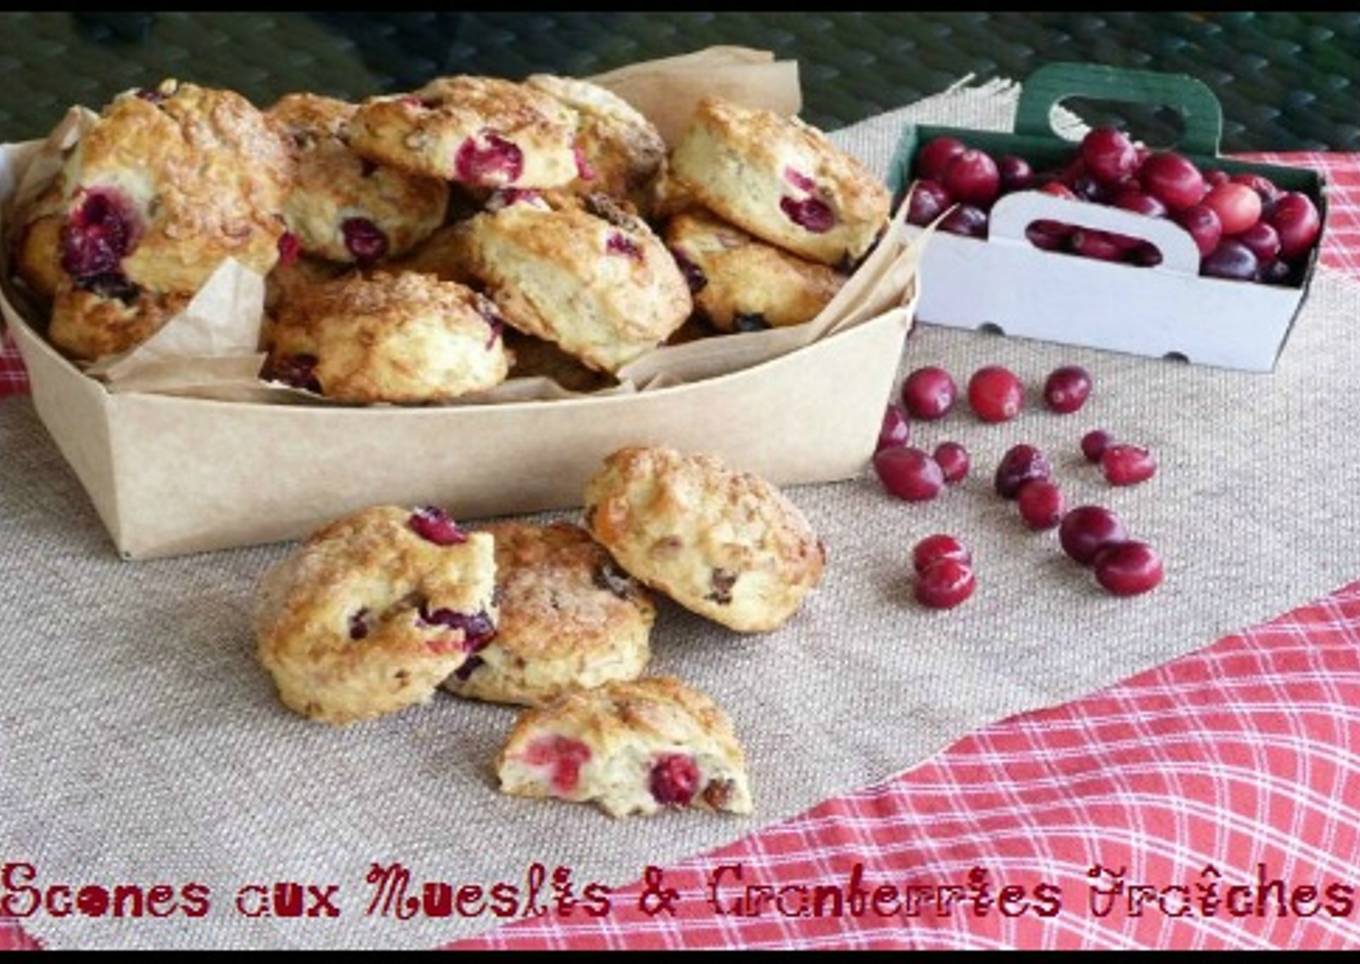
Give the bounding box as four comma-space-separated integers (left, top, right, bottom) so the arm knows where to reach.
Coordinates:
1014, 62, 1223, 157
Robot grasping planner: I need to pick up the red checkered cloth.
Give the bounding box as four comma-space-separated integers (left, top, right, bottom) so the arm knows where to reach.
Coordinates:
3, 153, 1359, 951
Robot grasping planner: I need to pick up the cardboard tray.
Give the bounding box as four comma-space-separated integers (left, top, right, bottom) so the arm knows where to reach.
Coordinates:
886, 63, 1328, 371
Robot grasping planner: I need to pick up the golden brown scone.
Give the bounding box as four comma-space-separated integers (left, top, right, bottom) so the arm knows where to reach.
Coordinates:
458, 192, 692, 373
48, 278, 192, 362
11, 183, 67, 302
523, 74, 665, 214
262, 271, 510, 403
504, 329, 617, 394
669, 97, 889, 267
267, 93, 449, 264
664, 210, 846, 332
442, 522, 654, 707
496, 676, 752, 818
255, 505, 498, 726
583, 446, 826, 633
345, 76, 579, 189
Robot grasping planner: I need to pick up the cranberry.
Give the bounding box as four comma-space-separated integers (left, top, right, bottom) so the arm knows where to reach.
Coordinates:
523, 735, 592, 795
650, 754, 701, 806
917, 136, 968, 180
341, 217, 389, 264
784, 167, 817, 192
1101, 444, 1157, 486
873, 446, 944, 502
1177, 204, 1222, 257
1043, 365, 1092, 414
1070, 229, 1128, 261
408, 505, 467, 545
1059, 506, 1129, 566
1081, 127, 1139, 185
906, 179, 951, 226
452, 655, 484, 681
780, 196, 836, 233
419, 604, 496, 652
1038, 181, 1078, 201
1017, 479, 1065, 530
998, 155, 1034, 192
1081, 429, 1113, 463
1093, 541, 1164, 596
277, 231, 301, 267
1068, 173, 1109, 204
915, 558, 976, 609
1204, 169, 1230, 188
1139, 151, 1205, 212
669, 250, 707, 293
60, 189, 137, 279
942, 149, 1000, 207
348, 609, 370, 641
1231, 172, 1282, 205
912, 533, 971, 574
1113, 189, 1168, 219
939, 204, 988, 238
1203, 182, 1262, 237
454, 131, 524, 186
933, 442, 970, 484
1201, 239, 1259, 282
994, 443, 1052, 499
1026, 219, 1073, 251
1237, 221, 1281, 263
1257, 259, 1293, 286
573, 144, 595, 181
605, 232, 642, 260
968, 365, 1024, 423
1126, 242, 1163, 267
1269, 192, 1321, 261
901, 366, 957, 420
877, 403, 911, 452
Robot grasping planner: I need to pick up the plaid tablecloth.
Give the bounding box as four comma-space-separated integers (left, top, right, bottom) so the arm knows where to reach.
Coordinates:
3, 152, 1359, 951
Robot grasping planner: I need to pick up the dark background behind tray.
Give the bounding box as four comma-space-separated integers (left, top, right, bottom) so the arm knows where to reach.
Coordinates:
1, 12, 1356, 150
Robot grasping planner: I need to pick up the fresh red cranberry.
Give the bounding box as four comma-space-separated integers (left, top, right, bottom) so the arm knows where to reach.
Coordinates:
606, 232, 643, 260
994, 443, 1052, 499
1017, 479, 1065, 530
906, 180, 951, 226
1203, 182, 1262, 237
1081, 127, 1139, 185
454, 131, 524, 186
1059, 506, 1129, 566
1038, 181, 1078, 201
877, 403, 911, 452
917, 136, 967, 180
1126, 242, 1163, 267
1139, 151, 1205, 212
524, 735, 592, 794
573, 144, 595, 181
1070, 229, 1127, 261
60, 188, 138, 279
1093, 541, 1164, 596
933, 442, 970, 484
901, 366, 957, 420
942, 149, 1000, 207
968, 365, 1024, 423
939, 204, 988, 238
1201, 239, 1259, 282
1269, 192, 1321, 260
1257, 259, 1293, 286
912, 533, 971, 574
1101, 444, 1157, 486
408, 505, 467, 545
1113, 188, 1168, 219
1177, 204, 1222, 257
915, 558, 976, 609
1026, 219, 1073, 250
1237, 221, 1281, 263
780, 196, 836, 233
348, 608, 370, 641
277, 231, 301, 267
669, 249, 707, 293
650, 754, 701, 806
1043, 365, 1092, 414
998, 155, 1034, 192
1081, 429, 1113, 463
1231, 172, 1282, 205
873, 446, 944, 502
1204, 169, 1230, 188
341, 217, 389, 264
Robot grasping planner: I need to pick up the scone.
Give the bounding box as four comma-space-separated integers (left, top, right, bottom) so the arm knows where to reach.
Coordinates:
255, 505, 498, 726
384, 223, 478, 286
263, 251, 350, 314
583, 446, 826, 633
268, 93, 449, 264
664, 210, 846, 332
443, 522, 653, 707
345, 76, 580, 189
11, 183, 67, 302
496, 676, 753, 818
48, 279, 192, 362
262, 271, 510, 403
668, 96, 890, 267
523, 74, 666, 213
458, 192, 692, 373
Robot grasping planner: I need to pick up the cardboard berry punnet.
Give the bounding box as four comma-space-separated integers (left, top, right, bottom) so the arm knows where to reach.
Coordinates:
888, 62, 1327, 372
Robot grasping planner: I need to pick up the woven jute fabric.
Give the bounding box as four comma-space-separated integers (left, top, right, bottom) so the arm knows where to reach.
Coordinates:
3, 81, 1359, 950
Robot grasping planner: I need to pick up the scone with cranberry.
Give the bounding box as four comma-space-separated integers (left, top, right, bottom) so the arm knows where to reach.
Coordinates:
345, 76, 580, 189
255, 505, 498, 726
268, 93, 448, 265
262, 271, 509, 403
583, 446, 826, 633
664, 209, 846, 332
443, 522, 653, 707
496, 676, 753, 818
668, 96, 889, 267
457, 192, 692, 373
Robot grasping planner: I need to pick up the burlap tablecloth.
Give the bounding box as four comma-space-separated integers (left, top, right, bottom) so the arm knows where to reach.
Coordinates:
3, 80, 1359, 950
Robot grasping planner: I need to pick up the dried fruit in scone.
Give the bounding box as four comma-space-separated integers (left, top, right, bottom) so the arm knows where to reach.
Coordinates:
48, 277, 192, 361
345, 76, 579, 189
262, 271, 510, 404
496, 677, 753, 818
583, 446, 826, 633
442, 522, 653, 707
669, 96, 890, 267
664, 209, 846, 332
523, 74, 666, 214
267, 93, 449, 265
504, 329, 617, 394
255, 505, 498, 726
458, 192, 692, 373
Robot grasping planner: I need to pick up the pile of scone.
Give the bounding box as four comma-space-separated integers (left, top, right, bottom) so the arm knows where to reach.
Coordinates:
8, 72, 890, 401
254, 445, 827, 819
